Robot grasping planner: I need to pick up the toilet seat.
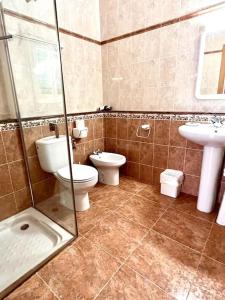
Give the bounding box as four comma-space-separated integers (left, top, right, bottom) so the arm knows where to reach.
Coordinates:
57, 164, 98, 183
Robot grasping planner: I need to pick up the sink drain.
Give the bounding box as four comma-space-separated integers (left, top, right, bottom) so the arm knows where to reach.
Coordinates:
20, 224, 29, 230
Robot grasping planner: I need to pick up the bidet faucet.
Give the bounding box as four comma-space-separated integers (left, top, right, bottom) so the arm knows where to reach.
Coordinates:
210, 115, 224, 128
49, 123, 59, 138
93, 149, 102, 155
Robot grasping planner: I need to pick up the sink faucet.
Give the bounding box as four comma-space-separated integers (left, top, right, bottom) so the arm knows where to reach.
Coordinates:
49, 123, 59, 138
210, 115, 224, 128
93, 149, 102, 155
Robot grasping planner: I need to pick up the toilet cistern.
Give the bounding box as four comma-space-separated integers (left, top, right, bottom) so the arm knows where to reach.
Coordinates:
179, 122, 225, 213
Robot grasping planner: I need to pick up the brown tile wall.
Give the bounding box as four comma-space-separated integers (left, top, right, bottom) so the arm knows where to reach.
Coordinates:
71, 118, 105, 165
0, 129, 32, 221
1, 115, 225, 221
104, 117, 205, 196
0, 117, 105, 221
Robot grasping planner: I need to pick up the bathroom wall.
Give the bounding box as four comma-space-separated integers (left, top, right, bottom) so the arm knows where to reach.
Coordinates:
104, 114, 203, 196
0, 128, 32, 221
100, 1, 225, 112
0, 0, 103, 120
0, 114, 105, 221
72, 116, 105, 165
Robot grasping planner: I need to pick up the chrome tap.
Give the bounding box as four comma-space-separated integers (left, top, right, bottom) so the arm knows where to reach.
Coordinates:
93, 149, 102, 155
210, 115, 224, 128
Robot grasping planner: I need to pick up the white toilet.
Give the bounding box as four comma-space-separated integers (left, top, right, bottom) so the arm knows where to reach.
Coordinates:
36, 135, 98, 211
90, 152, 126, 186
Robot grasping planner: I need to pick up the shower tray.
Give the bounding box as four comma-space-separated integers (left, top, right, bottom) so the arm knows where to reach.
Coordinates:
0, 207, 73, 298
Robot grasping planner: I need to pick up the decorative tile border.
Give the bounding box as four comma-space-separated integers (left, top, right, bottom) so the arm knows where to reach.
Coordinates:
0, 122, 19, 131
1, 112, 225, 131
0, 113, 104, 131
104, 112, 225, 123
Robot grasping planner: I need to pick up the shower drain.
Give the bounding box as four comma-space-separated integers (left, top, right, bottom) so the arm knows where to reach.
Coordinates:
20, 224, 29, 230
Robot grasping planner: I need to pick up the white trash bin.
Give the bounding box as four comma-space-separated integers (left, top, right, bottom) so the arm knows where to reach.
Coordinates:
160, 169, 184, 198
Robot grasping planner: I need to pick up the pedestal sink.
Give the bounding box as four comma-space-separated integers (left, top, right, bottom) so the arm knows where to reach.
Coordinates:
179, 123, 225, 213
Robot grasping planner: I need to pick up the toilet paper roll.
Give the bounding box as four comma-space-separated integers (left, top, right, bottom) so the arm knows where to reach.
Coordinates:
76, 119, 85, 129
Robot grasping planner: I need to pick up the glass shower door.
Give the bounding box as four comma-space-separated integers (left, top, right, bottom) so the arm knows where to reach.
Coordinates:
0, 0, 77, 235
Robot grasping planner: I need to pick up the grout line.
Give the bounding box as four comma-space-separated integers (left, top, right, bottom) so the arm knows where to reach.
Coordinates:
1, 134, 18, 211
167, 119, 171, 169
36, 273, 61, 300
185, 221, 214, 299
93, 202, 171, 299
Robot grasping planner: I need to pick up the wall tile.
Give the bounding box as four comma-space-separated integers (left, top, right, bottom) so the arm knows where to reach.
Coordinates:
14, 187, 32, 212
9, 160, 28, 191
105, 118, 116, 138
41, 124, 55, 137
153, 144, 168, 169
117, 139, 128, 157
184, 149, 203, 176
168, 147, 185, 171
74, 143, 86, 164
2, 129, 23, 162
127, 119, 141, 142
94, 118, 104, 139
0, 193, 17, 221
153, 167, 164, 186
94, 138, 105, 152
127, 141, 140, 163
140, 143, 153, 166
33, 177, 58, 203
126, 161, 140, 180
116, 118, 128, 140
0, 164, 13, 197
170, 121, 187, 147
154, 120, 170, 145
23, 127, 42, 157
182, 175, 200, 196
28, 156, 49, 184
187, 140, 203, 150
0, 132, 6, 165
140, 164, 153, 184
105, 138, 117, 153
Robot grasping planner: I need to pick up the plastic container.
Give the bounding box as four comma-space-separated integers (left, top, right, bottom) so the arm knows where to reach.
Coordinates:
160, 169, 184, 198
216, 169, 225, 226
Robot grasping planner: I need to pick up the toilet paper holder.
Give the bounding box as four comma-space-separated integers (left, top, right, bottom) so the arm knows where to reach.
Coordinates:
136, 124, 151, 138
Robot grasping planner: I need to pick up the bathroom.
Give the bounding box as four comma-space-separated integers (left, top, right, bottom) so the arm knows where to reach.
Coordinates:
1, 0, 225, 299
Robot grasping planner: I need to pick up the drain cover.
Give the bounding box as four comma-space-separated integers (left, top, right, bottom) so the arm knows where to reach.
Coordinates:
20, 224, 29, 231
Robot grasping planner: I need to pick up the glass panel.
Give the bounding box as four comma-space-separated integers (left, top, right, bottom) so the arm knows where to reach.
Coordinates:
1, 0, 77, 236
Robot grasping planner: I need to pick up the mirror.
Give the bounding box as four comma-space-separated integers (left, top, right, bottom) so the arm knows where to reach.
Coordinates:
196, 30, 225, 100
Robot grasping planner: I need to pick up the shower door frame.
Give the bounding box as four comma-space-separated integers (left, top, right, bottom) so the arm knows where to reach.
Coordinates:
0, 1, 78, 297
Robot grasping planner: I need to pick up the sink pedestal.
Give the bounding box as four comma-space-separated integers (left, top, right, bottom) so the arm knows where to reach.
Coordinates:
197, 146, 224, 213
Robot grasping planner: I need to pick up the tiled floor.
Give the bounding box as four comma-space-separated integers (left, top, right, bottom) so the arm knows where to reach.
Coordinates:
5, 176, 225, 300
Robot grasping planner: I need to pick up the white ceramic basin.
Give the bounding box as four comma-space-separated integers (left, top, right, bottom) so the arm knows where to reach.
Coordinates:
179, 123, 225, 147
179, 123, 225, 213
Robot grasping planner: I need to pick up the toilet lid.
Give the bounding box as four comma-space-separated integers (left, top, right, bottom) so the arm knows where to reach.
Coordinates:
57, 164, 98, 183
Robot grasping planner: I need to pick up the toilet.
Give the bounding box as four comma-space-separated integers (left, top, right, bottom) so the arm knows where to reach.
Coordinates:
90, 152, 126, 186
36, 135, 98, 211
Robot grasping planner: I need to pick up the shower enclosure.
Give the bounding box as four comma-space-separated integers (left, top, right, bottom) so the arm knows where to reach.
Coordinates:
0, 0, 77, 298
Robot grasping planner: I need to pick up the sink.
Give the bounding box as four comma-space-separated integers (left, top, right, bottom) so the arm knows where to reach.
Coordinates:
179, 123, 225, 213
